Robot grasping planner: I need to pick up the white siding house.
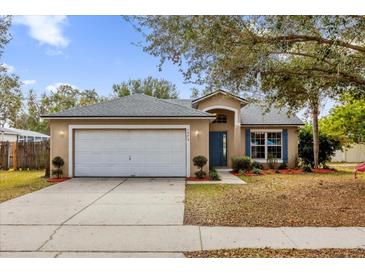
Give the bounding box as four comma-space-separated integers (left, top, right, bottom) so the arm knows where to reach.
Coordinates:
0, 128, 49, 142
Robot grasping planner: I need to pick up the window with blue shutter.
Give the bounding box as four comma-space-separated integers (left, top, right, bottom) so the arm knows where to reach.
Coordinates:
248, 130, 287, 162
282, 129, 288, 163
245, 128, 251, 157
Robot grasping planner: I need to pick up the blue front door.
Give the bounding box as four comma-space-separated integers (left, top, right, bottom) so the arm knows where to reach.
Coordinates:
209, 132, 227, 167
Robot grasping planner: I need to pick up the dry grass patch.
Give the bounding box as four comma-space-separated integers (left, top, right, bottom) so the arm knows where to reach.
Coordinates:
184, 166, 365, 226
0, 170, 52, 202
185, 248, 365, 258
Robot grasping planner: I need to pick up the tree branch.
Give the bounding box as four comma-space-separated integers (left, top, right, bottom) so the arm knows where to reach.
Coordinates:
268, 51, 334, 65
259, 67, 365, 86
259, 35, 365, 53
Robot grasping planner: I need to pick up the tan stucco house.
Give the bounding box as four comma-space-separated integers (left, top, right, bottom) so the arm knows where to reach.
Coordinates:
43, 90, 303, 177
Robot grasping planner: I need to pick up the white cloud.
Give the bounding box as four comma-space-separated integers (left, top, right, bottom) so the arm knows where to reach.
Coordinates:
1, 63, 14, 73
14, 16, 69, 48
22, 80, 37, 85
46, 82, 77, 92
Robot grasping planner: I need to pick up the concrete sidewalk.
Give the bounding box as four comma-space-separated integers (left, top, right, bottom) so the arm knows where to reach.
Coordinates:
1, 226, 364, 257
187, 169, 246, 184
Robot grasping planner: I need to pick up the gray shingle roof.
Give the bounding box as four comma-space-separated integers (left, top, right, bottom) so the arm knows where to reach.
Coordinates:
164, 99, 303, 126
43, 93, 303, 125
162, 99, 193, 108
240, 104, 304, 125
43, 94, 214, 118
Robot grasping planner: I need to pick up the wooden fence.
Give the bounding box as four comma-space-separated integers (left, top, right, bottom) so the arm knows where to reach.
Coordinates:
0, 141, 50, 172
0, 141, 12, 170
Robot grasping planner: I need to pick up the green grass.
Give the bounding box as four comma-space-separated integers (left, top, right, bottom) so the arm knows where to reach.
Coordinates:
0, 170, 52, 203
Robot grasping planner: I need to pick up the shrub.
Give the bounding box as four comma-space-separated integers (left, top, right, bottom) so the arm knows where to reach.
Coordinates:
232, 156, 251, 172
267, 153, 277, 169
298, 125, 342, 167
251, 161, 263, 170
209, 168, 220, 181
52, 156, 64, 168
302, 164, 312, 173
193, 155, 207, 169
278, 162, 287, 170
195, 170, 206, 179
252, 167, 262, 175
193, 155, 208, 179
238, 169, 246, 176
52, 156, 64, 179
52, 168, 63, 178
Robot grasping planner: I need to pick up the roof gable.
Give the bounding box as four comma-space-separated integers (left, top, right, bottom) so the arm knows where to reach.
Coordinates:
192, 90, 248, 106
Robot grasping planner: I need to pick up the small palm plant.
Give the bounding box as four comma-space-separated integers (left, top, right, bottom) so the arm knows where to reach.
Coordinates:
52, 156, 64, 179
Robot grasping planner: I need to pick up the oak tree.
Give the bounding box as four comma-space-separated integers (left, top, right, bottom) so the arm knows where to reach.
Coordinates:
129, 16, 365, 167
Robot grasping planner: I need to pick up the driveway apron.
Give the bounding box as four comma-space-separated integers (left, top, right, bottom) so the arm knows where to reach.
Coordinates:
0, 177, 188, 256
65, 178, 185, 225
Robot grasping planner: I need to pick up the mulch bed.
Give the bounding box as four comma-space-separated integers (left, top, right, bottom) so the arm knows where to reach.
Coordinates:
185, 248, 365, 258
47, 177, 71, 183
232, 168, 335, 176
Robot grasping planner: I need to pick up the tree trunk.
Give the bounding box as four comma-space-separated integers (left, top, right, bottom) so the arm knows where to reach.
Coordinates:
311, 104, 320, 168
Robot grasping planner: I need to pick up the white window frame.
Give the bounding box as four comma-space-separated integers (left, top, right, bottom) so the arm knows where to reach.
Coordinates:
250, 129, 283, 163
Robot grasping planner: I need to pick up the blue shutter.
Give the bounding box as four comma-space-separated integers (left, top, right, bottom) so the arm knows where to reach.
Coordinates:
283, 129, 288, 163
245, 128, 251, 157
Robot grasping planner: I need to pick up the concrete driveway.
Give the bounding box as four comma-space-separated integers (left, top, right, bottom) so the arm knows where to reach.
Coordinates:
0, 178, 185, 226
0, 177, 189, 257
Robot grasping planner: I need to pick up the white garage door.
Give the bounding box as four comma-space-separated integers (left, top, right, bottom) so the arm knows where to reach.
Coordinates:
74, 129, 187, 177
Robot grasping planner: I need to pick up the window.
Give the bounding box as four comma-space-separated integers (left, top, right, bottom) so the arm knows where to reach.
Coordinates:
213, 114, 227, 123
251, 131, 282, 160
251, 132, 265, 159
267, 132, 282, 159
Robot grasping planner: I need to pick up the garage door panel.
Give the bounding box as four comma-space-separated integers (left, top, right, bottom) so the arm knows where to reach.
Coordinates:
75, 152, 130, 161
74, 129, 186, 177
76, 168, 131, 177
131, 166, 185, 177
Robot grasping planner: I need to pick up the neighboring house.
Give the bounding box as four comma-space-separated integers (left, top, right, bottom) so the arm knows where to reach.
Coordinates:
0, 128, 17, 142
42, 90, 303, 177
0, 127, 49, 142
331, 143, 365, 163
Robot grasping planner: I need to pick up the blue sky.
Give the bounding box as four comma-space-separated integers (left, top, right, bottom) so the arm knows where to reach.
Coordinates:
3, 16, 196, 98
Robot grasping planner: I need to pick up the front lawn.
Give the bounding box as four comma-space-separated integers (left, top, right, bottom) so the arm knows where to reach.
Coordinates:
0, 170, 52, 203
184, 165, 365, 226
185, 248, 365, 258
